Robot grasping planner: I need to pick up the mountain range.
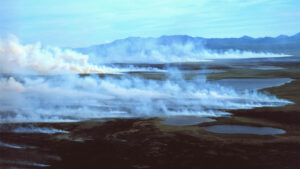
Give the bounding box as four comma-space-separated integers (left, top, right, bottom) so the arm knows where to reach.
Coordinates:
76, 32, 300, 56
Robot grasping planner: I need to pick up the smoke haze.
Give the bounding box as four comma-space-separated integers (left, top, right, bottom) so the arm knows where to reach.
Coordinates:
0, 35, 293, 123
77, 36, 290, 64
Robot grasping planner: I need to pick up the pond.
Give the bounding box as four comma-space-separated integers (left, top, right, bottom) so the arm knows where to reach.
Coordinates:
203, 125, 286, 135
213, 78, 293, 91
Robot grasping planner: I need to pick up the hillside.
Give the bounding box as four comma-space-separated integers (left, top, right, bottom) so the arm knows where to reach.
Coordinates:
76, 33, 300, 57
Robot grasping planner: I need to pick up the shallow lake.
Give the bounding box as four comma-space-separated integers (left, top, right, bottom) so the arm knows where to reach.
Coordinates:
250, 66, 285, 70
213, 78, 293, 91
203, 125, 286, 135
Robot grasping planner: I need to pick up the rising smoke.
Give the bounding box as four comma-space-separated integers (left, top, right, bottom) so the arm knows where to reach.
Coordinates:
78, 36, 290, 64
0, 35, 292, 123
0, 35, 163, 74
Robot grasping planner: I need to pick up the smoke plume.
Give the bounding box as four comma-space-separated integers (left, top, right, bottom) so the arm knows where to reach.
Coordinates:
0, 35, 292, 123
78, 37, 290, 64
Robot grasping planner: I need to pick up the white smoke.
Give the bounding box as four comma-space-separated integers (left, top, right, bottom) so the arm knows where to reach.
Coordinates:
12, 125, 69, 134
0, 74, 291, 123
81, 38, 290, 64
0, 35, 163, 74
0, 35, 293, 123
0, 141, 24, 149
0, 35, 102, 74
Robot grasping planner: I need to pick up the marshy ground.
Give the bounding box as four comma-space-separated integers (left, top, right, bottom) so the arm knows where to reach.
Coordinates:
1, 57, 300, 169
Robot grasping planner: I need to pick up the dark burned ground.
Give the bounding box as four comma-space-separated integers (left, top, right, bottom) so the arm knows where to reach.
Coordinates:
1, 58, 300, 169
1, 117, 300, 169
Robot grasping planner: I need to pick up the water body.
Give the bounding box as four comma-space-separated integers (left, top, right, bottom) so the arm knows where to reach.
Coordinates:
213, 78, 293, 91
203, 125, 286, 135
251, 66, 285, 70
161, 116, 216, 126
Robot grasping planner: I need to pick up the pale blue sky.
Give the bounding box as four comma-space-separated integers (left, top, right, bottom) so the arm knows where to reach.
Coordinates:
1, 0, 300, 47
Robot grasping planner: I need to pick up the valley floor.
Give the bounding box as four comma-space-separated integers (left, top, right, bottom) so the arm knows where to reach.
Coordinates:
1, 57, 300, 169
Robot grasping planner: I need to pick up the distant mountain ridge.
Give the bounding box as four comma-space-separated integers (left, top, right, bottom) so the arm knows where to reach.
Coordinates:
76, 33, 300, 56
203, 33, 300, 55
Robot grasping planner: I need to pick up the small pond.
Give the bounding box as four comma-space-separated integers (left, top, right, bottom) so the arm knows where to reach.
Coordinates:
203, 125, 286, 135
214, 78, 293, 91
